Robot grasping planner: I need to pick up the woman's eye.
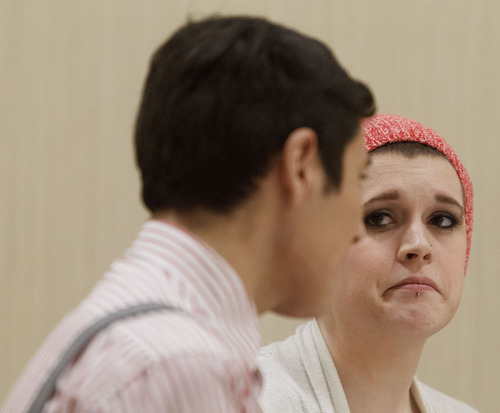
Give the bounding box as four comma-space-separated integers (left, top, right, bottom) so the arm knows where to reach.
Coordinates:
430, 213, 458, 229
364, 211, 394, 228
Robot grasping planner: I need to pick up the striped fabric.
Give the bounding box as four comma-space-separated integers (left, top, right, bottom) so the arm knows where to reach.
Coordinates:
2, 220, 262, 412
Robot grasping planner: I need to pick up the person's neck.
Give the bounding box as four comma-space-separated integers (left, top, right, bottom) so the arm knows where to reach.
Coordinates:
153, 198, 281, 314
318, 317, 426, 413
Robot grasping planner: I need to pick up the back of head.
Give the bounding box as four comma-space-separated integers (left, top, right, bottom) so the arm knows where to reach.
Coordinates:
135, 15, 375, 214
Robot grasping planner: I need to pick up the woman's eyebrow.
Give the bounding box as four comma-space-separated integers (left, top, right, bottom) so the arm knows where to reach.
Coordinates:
435, 194, 465, 214
364, 191, 399, 206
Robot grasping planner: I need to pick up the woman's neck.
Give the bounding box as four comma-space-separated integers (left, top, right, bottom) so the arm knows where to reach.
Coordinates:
317, 317, 426, 413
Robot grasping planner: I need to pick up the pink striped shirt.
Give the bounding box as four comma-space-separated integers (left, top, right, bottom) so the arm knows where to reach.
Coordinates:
2, 220, 262, 412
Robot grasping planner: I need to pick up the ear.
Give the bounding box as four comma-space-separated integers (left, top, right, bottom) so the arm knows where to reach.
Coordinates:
280, 127, 322, 205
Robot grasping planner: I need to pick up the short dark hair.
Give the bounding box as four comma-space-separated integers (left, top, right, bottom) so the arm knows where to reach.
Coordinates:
370, 141, 447, 159
135, 16, 375, 213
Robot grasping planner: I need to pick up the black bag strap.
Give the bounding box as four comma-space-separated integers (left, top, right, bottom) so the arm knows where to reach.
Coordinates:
27, 303, 177, 413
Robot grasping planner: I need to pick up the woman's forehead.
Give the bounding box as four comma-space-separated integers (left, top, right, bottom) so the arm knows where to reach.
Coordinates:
364, 152, 463, 204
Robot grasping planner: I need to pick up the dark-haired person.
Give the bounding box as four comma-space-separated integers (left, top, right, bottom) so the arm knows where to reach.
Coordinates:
259, 114, 478, 413
2, 16, 375, 413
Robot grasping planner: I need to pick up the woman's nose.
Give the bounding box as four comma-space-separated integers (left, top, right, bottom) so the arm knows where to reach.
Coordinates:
397, 223, 432, 264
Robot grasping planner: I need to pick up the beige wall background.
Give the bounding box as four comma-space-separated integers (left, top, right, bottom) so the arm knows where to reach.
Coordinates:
1, 1, 499, 411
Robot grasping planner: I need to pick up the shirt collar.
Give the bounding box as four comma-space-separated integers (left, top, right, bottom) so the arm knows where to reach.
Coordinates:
129, 219, 257, 322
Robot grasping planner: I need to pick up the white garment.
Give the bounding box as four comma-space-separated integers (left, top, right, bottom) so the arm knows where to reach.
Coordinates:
259, 320, 478, 413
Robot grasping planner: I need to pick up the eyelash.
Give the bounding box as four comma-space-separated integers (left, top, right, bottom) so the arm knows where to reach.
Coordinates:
364, 210, 461, 230
429, 212, 460, 229
363, 210, 393, 229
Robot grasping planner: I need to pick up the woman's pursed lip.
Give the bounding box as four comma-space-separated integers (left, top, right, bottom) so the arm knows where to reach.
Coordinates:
390, 276, 439, 292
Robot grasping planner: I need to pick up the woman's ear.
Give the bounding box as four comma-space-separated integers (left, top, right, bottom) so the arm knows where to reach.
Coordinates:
280, 127, 322, 205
